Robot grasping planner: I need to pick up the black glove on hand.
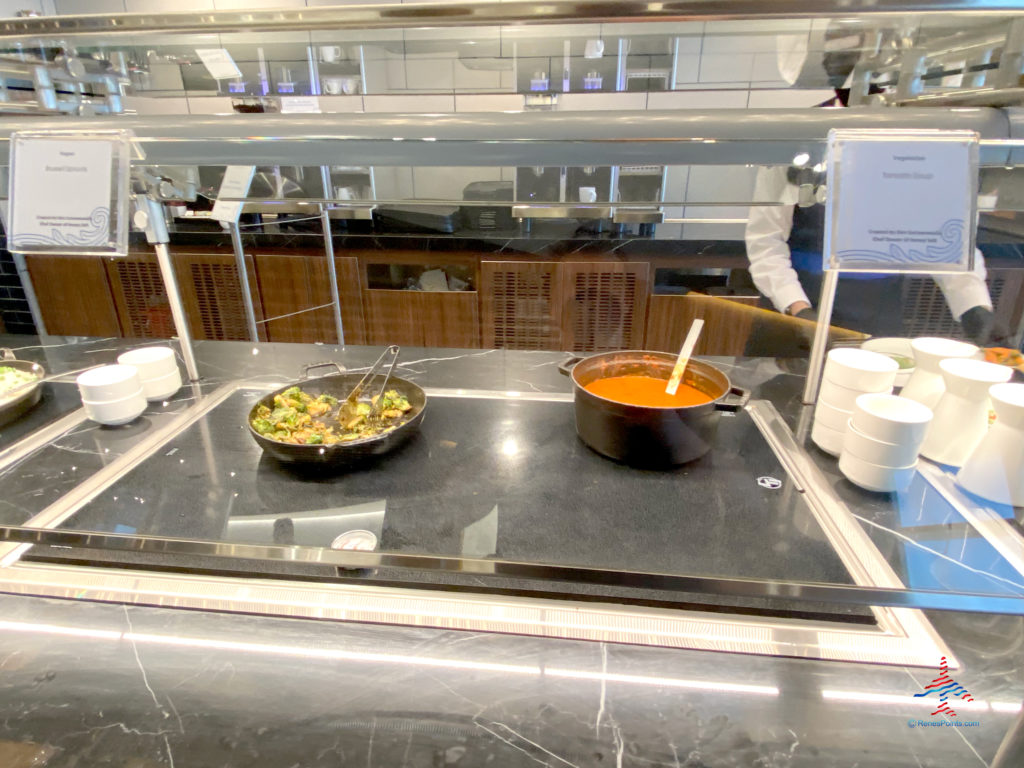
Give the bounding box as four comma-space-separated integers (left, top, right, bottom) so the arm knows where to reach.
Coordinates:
793, 307, 820, 352
960, 306, 1010, 347
795, 308, 819, 323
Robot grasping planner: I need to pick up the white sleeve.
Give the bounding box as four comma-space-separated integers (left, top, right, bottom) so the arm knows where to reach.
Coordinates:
745, 198, 809, 314
932, 248, 992, 321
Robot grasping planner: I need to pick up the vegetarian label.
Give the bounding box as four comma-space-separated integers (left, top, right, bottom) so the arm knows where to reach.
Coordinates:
211, 165, 255, 224
826, 130, 977, 273
196, 48, 242, 80
9, 138, 114, 250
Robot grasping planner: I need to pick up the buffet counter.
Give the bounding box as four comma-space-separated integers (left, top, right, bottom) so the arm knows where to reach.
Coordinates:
0, 334, 1021, 767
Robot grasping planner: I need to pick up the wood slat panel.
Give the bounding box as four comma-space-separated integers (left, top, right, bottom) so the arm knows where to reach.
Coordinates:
560, 262, 649, 353
364, 291, 480, 348
174, 252, 266, 342
480, 261, 562, 350
26, 254, 121, 337
105, 254, 173, 339
254, 252, 334, 344
645, 294, 760, 356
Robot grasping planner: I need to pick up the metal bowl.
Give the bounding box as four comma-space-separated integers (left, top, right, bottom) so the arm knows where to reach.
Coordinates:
0, 348, 45, 429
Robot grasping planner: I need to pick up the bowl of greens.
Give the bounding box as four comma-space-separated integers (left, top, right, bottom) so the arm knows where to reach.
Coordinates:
860, 338, 916, 388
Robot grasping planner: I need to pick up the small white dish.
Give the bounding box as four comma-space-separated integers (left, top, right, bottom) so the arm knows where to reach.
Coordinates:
815, 399, 854, 432
852, 393, 933, 446
140, 368, 182, 401
839, 451, 917, 493
82, 389, 147, 426
819, 377, 891, 412
957, 383, 1024, 506
860, 337, 916, 387
811, 419, 845, 456
842, 420, 921, 468
824, 348, 899, 392
77, 365, 142, 402
117, 346, 178, 380
900, 337, 979, 409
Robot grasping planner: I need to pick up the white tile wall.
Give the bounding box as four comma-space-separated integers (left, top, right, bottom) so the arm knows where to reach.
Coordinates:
373, 166, 415, 201
454, 93, 520, 112
0, 0, 49, 15
559, 92, 646, 111
124, 95, 189, 114
646, 90, 747, 109
405, 56, 454, 90
453, 60, 505, 92
124, 0, 212, 11
363, 93, 455, 112
746, 88, 834, 108
53, 0, 125, 13
411, 166, 502, 201
214, 0, 303, 8
698, 53, 754, 83
673, 54, 700, 85
185, 97, 236, 114
317, 95, 365, 113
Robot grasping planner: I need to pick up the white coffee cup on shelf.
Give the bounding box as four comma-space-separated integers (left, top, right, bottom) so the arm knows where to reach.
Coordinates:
579, 186, 598, 203
320, 45, 343, 63
322, 77, 344, 95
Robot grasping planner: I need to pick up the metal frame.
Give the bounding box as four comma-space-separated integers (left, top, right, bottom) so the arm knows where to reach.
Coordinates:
0, 1, 1018, 39
0, 381, 980, 667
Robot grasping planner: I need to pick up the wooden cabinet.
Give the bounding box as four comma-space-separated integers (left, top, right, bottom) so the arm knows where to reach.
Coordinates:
106, 250, 264, 341
360, 252, 479, 348
480, 261, 563, 350
254, 252, 365, 345
25, 254, 121, 337
560, 262, 649, 353
645, 294, 760, 356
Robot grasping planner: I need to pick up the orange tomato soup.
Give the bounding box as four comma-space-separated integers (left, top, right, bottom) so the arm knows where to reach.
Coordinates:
584, 374, 712, 408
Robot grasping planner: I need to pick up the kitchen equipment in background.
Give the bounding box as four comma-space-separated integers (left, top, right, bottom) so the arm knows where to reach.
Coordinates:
516, 166, 560, 203
957, 382, 1024, 506
117, 346, 182, 401
839, 393, 932, 492
899, 337, 979, 409
559, 350, 748, 467
860, 337, 916, 388
919, 358, 1012, 467
811, 348, 897, 456
247, 362, 427, 468
583, 71, 603, 89
77, 365, 147, 426
460, 180, 514, 231
277, 67, 295, 94
530, 70, 549, 91
584, 39, 605, 59
228, 79, 247, 94
334, 185, 357, 200
0, 348, 44, 428
374, 205, 460, 233
319, 45, 344, 63
567, 166, 612, 203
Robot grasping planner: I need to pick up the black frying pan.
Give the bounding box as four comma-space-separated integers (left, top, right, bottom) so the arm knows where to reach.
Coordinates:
247, 362, 426, 468
0, 348, 45, 429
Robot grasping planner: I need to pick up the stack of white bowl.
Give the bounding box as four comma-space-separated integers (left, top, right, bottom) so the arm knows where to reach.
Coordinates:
811, 348, 900, 456
77, 365, 147, 426
840, 393, 933, 493
117, 346, 182, 401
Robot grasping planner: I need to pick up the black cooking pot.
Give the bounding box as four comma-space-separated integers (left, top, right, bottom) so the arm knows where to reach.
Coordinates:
559, 350, 748, 467
0, 348, 44, 429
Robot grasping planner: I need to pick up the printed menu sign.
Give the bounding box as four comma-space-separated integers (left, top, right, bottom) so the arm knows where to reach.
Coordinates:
9, 137, 116, 252
826, 130, 978, 273
211, 165, 256, 224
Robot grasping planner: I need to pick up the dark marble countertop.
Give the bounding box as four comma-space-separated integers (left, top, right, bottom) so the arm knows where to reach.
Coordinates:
0, 335, 1021, 767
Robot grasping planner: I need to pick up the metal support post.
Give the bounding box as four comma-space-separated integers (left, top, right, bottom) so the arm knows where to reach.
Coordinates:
228, 221, 260, 342
801, 269, 839, 405
991, 706, 1024, 768
133, 194, 199, 382
320, 166, 345, 345
153, 242, 199, 382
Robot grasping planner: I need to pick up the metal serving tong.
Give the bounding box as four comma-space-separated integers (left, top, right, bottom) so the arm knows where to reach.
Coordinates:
341, 345, 401, 421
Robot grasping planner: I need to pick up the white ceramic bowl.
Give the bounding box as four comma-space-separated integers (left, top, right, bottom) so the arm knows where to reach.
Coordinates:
910, 337, 979, 370
938, 357, 1013, 397
82, 389, 147, 426
990, 382, 1024, 430
842, 420, 922, 468
860, 337, 916, 387
819, 377, 891, 412
824, 348, 899, 392
839, 451, 917, 493
77, 364, 142, 402
140, 368, 182, 401
811, 419, 845, 456
815, 399, 854, 432
117, 346, 178, 380
851, 393, 933, 445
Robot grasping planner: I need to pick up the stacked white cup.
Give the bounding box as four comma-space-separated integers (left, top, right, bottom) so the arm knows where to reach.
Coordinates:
77, 365, 147, 426
116, 346, 182, 401
841, 394, 933, 493
811, 348, 899, 456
